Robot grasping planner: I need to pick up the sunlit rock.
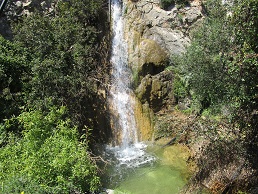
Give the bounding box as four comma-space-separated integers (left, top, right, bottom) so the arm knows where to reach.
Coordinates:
124, 0, 203, 88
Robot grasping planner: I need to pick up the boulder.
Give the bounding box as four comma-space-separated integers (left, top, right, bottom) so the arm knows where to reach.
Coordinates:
136, 71, 174, 112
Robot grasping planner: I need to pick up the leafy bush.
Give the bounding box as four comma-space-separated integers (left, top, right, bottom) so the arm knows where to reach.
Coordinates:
172, 1, 236, 113
172, 0, 258, 191
0, 107, 100, 193
172, 74, 188, 102
0, 0, 109, 192
0, 36, 31, 122
173, 0, 258, 116
12, 0, 109, 130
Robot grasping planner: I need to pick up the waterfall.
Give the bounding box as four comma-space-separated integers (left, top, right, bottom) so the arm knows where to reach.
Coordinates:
103, 1, 190, 190
109, 0, 138, 148
106, 0, 155, 173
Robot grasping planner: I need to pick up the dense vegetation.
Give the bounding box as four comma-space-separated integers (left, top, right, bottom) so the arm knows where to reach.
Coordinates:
0, 0, 109, 193
172, 0, 258, 192
1, 0, 257, 193
0, 107, 99, 193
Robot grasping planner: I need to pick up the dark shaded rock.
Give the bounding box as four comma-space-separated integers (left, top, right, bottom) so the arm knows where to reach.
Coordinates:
0, 17, 12, 39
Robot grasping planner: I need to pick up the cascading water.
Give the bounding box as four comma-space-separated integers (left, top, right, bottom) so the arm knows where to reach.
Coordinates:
109, 0, 138, 148
107, 0, 155, 173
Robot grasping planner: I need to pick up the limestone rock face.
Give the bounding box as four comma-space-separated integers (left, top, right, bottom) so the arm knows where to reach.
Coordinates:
124, 0, 203, 87
134, 97, 155, 141
139, 39, 167, 67
124, 0, 203, 112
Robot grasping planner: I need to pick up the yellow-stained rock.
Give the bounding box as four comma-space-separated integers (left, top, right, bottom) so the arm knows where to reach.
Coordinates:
139, 39, 168, 66
134, 97, 154, 141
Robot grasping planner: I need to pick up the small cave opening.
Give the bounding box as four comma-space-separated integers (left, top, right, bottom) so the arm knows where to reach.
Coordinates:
140, 62, 166, 78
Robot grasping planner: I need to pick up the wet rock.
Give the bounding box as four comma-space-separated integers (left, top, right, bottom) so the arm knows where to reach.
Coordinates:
134, 98, 154, 141
135, 74, 152, 103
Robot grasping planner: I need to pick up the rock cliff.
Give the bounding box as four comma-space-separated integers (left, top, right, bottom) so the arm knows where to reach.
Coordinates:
124, 0, 203, 80
123, 0, 203, 139
124, 0, 203, 94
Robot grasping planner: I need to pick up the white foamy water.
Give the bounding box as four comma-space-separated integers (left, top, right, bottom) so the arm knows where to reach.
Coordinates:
109, 0, 138, 148
106, 142, 156, 169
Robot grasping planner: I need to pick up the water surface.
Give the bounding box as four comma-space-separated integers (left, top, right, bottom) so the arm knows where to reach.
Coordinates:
104, 143, 192, 194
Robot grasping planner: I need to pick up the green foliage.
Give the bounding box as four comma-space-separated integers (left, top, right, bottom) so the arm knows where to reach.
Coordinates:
173, 74, 187, 101
13, 8, 98, 103
230, 0, 258, 113
0, 36, 31, 121
172, 0, 258, 114
12, 0, 108, 129
171, 0, 258, 191
0, 0, 109, 192
0, 107, 100, 193
232, 0, 258, 53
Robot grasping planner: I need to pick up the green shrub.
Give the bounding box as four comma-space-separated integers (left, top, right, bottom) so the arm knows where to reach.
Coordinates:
0, 36, 31, 122
0, 107, 100, 193
172, 0, 258, 191
12, 0, 109, 131
173, 75, 187, 101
